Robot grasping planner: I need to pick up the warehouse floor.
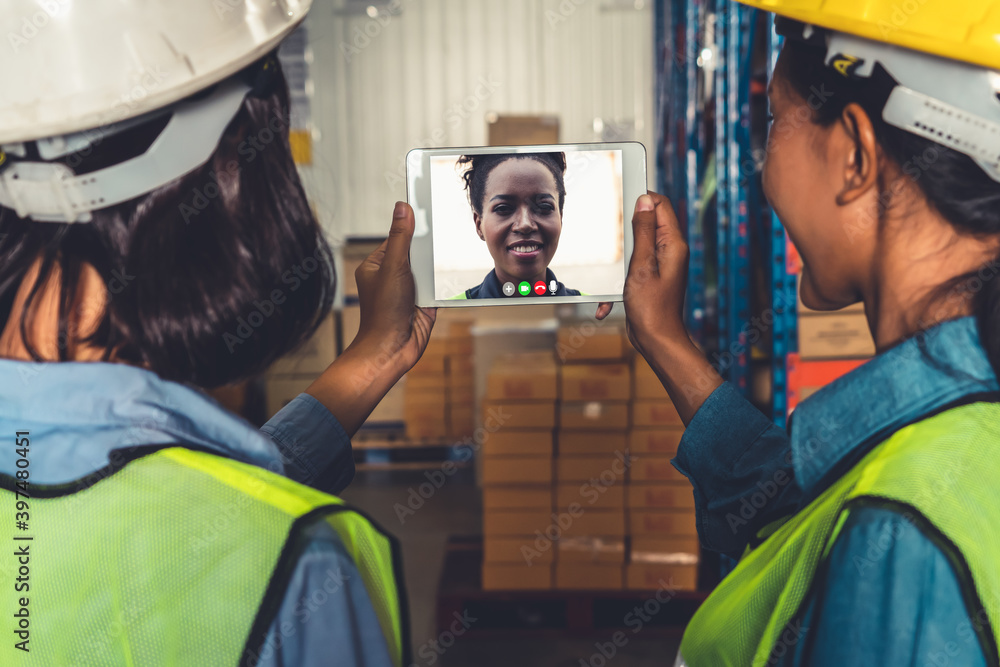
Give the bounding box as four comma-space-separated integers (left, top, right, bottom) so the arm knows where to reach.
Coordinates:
341, 467, 682, 667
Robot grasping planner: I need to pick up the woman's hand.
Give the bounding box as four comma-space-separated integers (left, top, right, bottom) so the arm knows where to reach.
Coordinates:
352, 201, 437, 371
306, 202, 437, 436
598, 192, 722, 426
621, 192, 689, 353
594, 193, 688, 346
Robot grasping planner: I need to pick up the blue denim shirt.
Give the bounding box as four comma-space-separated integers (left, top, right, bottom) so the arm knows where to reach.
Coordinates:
674, 317, 997, 666
0, 360, 393, 667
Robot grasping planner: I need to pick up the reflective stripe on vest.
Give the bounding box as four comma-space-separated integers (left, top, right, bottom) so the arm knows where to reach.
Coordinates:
680, 402, 1000, 666
0, 446, 408, 667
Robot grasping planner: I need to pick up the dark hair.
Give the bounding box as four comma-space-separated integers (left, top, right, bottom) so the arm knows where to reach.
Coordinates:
779, 27, 1000, 375
0, 59, 335, 389
457, 152, 568, 216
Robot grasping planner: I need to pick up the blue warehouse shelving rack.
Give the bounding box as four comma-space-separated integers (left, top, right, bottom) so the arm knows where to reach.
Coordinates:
657, 0, 797, 426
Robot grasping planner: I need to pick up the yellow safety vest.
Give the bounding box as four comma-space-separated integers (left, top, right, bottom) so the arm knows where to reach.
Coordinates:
0, 446, 409, 666
679, 401, 1000, 666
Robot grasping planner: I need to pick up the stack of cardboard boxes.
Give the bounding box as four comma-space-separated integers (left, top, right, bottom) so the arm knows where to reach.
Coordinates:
627, 356, 699, 590
264, 313, 337, 417
554, 327, 631, 590
480, 325, 700, 592
796, 275, 874, 363
445, 320, 475, 439
481, 352, 559, 590
403, 339, 448, 439
794, 274, 875, 408
403, 318, 477, 441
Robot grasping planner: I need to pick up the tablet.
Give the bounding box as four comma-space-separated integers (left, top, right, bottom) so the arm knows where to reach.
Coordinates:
406, 142, 646, 307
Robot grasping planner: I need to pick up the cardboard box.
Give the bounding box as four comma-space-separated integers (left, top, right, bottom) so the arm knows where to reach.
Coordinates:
404, 404, 448, 440
407, 374, 447, 392
556, 326, 629, 363
631, 400, 683, 427
441, 318, 475, 338
484, 537, 554, 564
482, 400, 557, 430
797, 275, 864, 315
482, 430, 554, 458
404, 384, 447, 408
488, 113, 560, 146
557, 431, 629, 456
560, 509, 626, 539
482, 563, 552, 590
798, 313, 875, 360
627, 483, 695, 509
270, 313, 336, 375
448, 372, 476, 394
629, 509, 697, 536
340, 305, 361, 351
628, 428, 684, 454
629, 457, 687, 483
485, 353, 558, 400
559, 401, 630, 430
630, 536, 701, 561
483, 486, 553, 511
557, 537, 626, 564
448, 404, 474, 437
483, 508, 553, 536
366, 380, 405, 425
633, 356, 667, 399
409, 352, 447, 376
448, 354, 476, 377
482, 458, 554, 486
445, 338, 474, 356
556, 564, 623, 590
560, 363, 632, 401
556, 454, 630, 484
264, 376, 313, 418
556, 483, 624, 511
625, 563, 698, 591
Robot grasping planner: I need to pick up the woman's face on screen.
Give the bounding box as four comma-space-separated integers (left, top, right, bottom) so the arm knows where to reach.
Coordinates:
474, 158, 562, 283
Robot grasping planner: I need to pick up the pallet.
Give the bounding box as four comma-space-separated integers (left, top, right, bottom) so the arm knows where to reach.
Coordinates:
435, 536, 710, 638
352, 428, 476, 469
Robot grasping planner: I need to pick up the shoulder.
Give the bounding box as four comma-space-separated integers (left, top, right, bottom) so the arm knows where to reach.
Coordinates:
779, 504, 989, 666
255, 520, 394, 666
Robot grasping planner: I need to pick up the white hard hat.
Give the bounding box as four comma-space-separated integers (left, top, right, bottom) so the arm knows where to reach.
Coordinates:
1, 0, 312, 144
0, 0, 312, 223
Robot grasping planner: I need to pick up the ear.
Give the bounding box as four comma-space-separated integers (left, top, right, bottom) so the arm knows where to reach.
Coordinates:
834, 102, 880, 206
474, 211, 485, 241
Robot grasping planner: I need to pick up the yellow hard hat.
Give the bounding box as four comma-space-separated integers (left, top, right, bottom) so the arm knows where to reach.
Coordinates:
734, 0, 1000, 71
736, 0, 1000, 182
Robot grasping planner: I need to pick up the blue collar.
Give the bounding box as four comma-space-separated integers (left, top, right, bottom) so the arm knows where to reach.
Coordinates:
790, 316, 998, 503
0, 359, 284, 484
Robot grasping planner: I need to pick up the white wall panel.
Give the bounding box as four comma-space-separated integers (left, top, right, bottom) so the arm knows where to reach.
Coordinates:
299, 0, 655, 241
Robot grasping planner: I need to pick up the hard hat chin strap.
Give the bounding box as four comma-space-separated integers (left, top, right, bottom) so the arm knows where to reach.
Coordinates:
0, 77, 251, 223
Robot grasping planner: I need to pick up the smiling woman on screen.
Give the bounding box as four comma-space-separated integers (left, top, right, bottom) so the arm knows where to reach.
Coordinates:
450, 152, 583, 299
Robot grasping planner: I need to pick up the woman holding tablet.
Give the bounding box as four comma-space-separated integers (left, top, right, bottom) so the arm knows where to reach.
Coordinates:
601, 4, 1000, 665
450, 152, 583, 299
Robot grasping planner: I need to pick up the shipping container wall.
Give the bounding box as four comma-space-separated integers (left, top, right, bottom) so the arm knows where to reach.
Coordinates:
299, 0, 656, 240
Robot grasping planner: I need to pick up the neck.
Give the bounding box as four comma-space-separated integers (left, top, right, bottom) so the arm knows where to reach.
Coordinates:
863, 207, 998, 351
0, 258, 111, 362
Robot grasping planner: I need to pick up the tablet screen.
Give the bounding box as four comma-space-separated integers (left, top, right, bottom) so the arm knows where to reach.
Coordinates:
428, 148, 626, 301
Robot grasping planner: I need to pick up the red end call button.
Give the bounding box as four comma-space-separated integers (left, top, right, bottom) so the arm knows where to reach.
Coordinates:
533, 281, 547, 295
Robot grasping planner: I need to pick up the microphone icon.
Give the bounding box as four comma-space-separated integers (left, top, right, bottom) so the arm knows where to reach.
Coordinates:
548, 280, 557, 295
